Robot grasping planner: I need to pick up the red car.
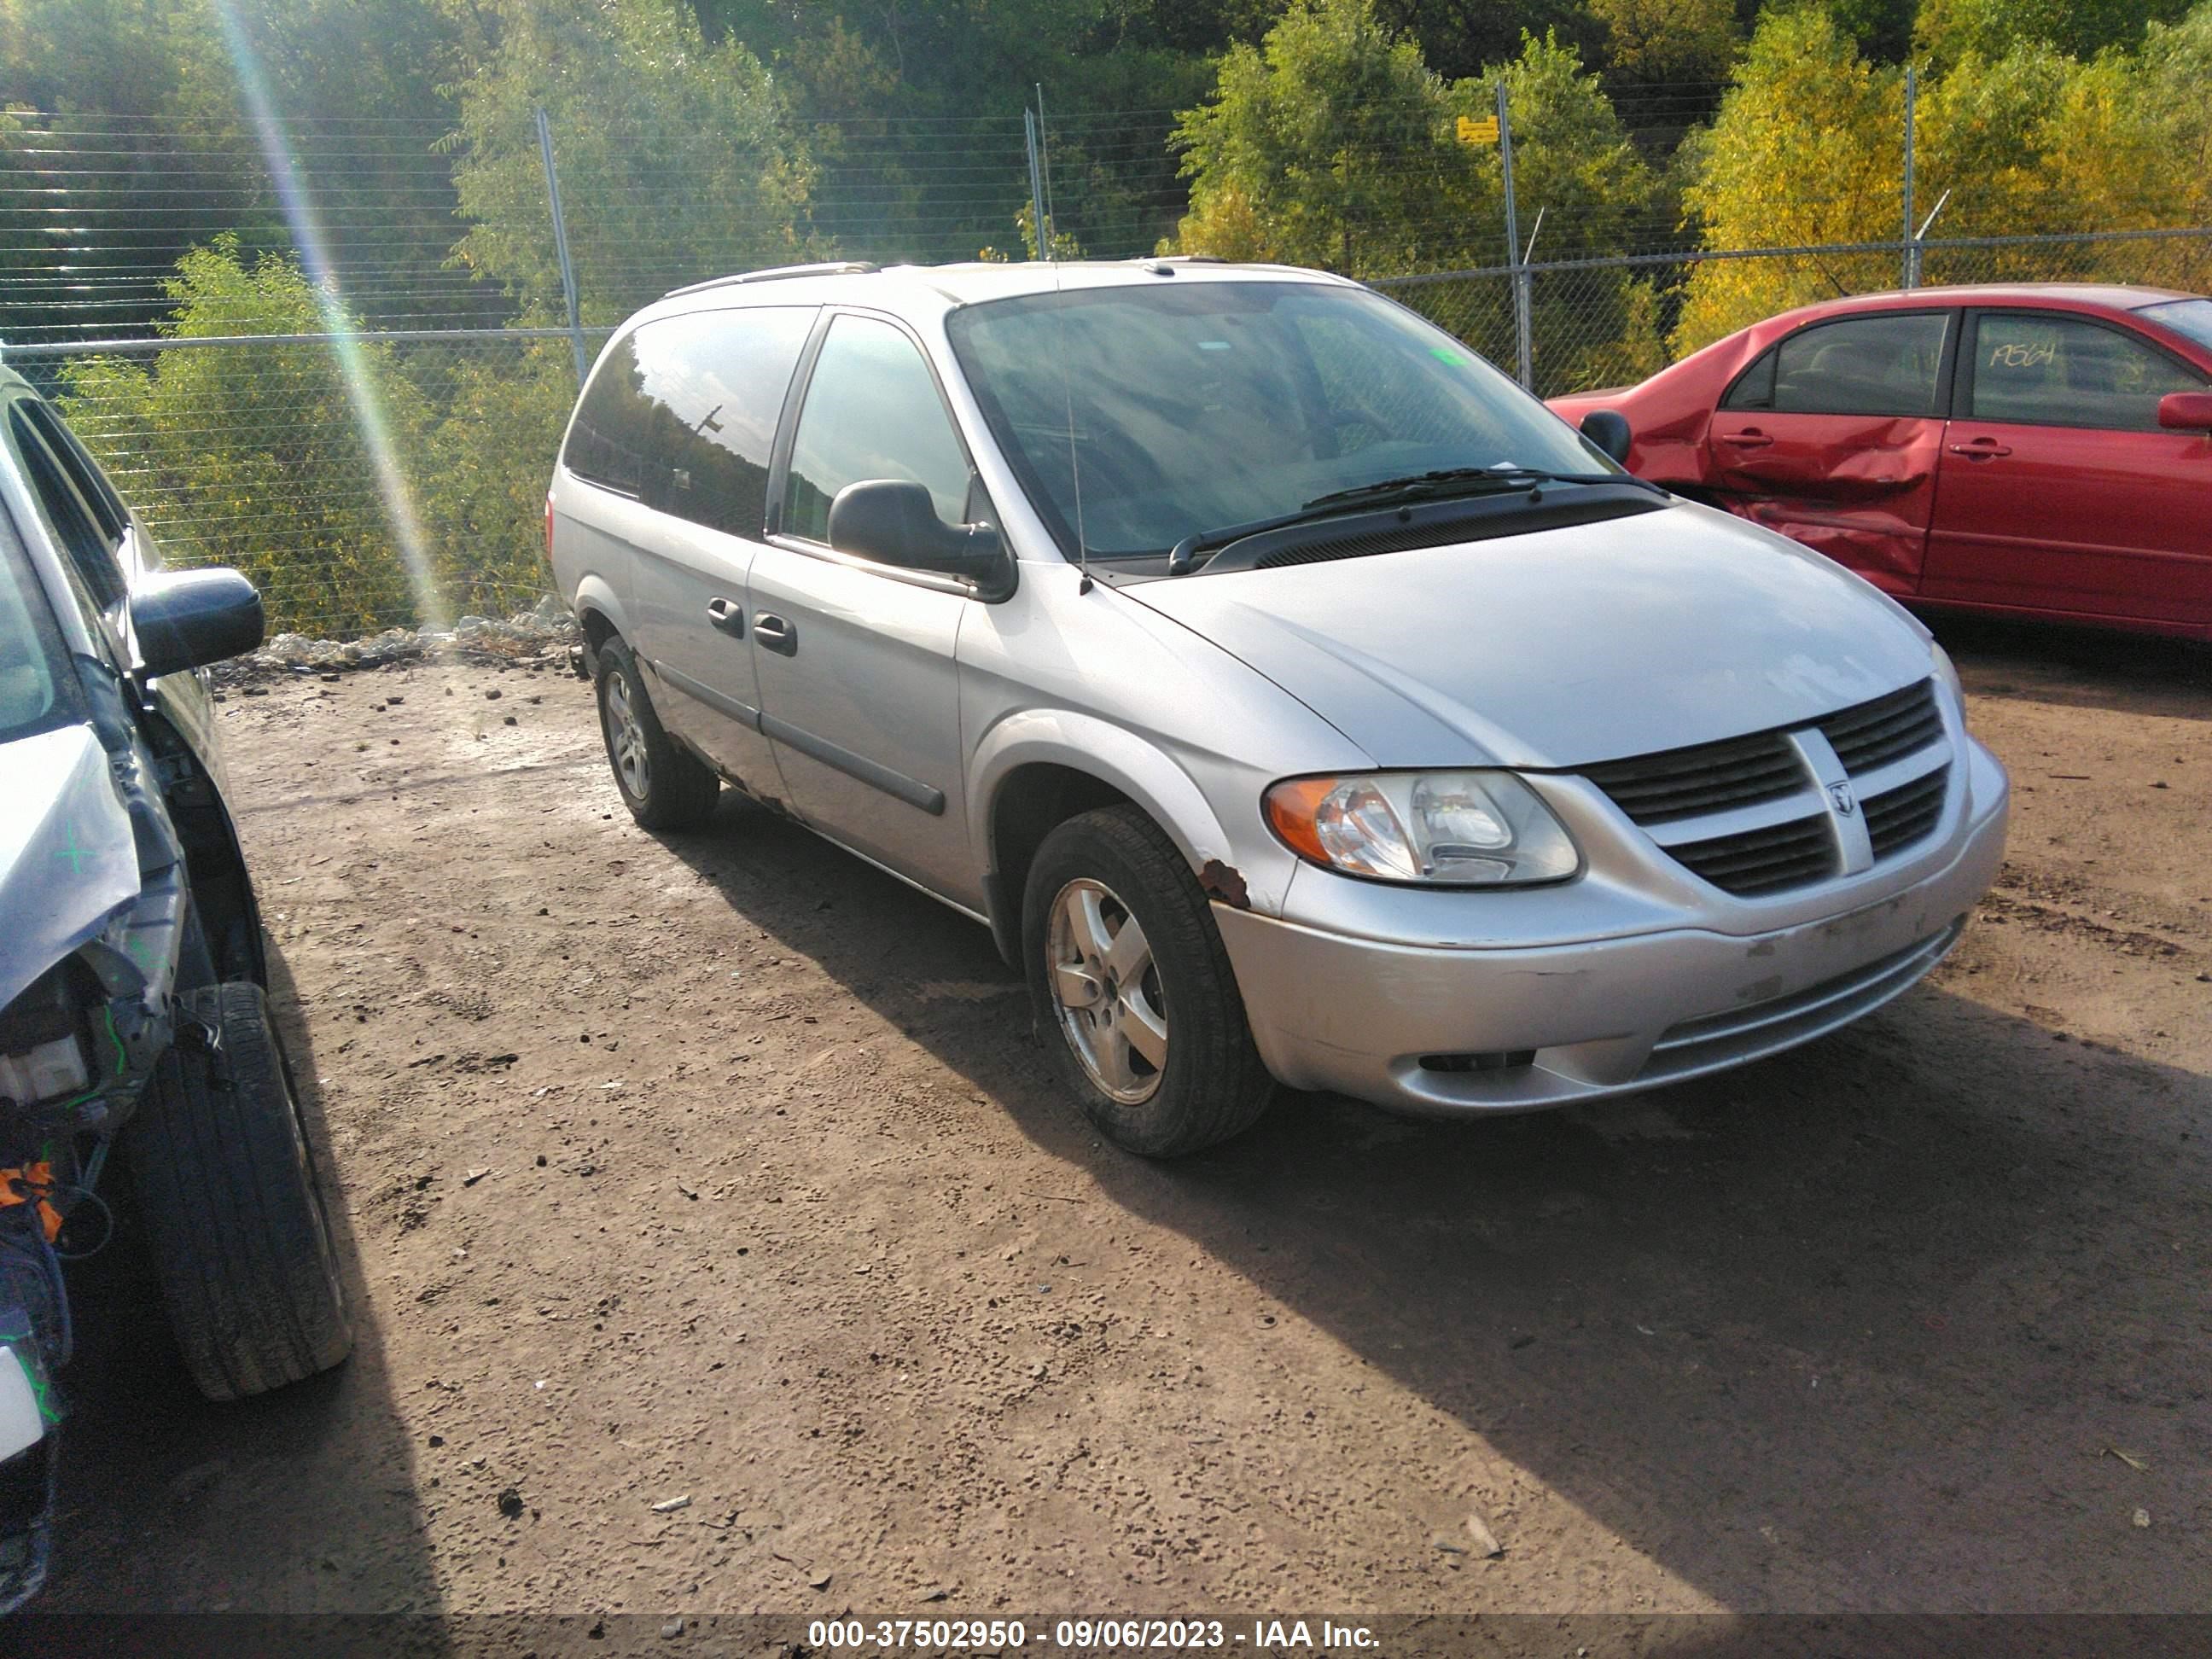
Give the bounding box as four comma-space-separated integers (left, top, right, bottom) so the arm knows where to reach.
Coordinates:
1548, 284, 2212, 640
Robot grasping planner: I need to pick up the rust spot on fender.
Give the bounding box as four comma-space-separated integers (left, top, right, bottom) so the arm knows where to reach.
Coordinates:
1197, 859, 1251, 910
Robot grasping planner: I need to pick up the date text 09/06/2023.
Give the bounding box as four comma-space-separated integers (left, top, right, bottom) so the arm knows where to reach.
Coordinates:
806, 1619, 1381, 1650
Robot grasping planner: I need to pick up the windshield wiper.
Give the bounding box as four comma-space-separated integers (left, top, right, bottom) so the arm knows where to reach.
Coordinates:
1165, 464, 1663, 574
1303, 463, 1666, 512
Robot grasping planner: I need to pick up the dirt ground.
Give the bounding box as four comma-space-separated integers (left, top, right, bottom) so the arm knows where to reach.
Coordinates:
33, 617, 2212, 1627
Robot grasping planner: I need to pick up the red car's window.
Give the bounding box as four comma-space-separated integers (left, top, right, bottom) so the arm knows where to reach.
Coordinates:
1721, 312, 1949, 418
1968, 313, 2204, 432
2137, 297, 2212, 352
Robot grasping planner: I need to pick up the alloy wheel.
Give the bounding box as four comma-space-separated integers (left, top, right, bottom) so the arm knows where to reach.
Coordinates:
1046, 877, 1168, 1104
604, 667, 650, 800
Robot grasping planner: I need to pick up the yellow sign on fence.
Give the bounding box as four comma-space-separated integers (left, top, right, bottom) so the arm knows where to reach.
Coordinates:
1457, 115, 1499, 145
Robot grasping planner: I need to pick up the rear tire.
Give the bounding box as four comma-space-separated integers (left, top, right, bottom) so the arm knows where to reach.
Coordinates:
1023, 806, 1276, 1157
125, 983, 352, 1401
596, 636, 720, 830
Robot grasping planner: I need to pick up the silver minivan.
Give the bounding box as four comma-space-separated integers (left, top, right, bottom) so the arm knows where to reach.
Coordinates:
547, 260, 2008, 1156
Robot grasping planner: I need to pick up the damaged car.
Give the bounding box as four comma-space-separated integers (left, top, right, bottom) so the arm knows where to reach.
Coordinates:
0, 364, 349, 1608
548, 260, 2010, 1161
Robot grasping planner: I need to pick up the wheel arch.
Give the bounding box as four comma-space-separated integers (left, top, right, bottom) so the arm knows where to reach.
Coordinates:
570, 573, 630, 677
971, 712, 1241, 966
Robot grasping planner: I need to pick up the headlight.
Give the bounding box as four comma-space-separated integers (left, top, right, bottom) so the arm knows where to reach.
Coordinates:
1263, 771, 1580, 886
1930, 642, 1963, 705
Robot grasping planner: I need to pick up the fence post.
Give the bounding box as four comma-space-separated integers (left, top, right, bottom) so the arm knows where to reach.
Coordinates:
1497, 83, 1532, 389
1036, 84, 1056, 246
1901, 66, 1918, 290
1023, 108, 1051, 259
535, 108, 590, 385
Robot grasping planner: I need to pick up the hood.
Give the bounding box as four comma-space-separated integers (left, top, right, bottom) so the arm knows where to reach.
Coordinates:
1124, 500, 1933, 770
0, 723, 141, 1013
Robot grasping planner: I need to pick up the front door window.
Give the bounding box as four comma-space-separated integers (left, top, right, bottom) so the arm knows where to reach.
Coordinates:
782, 316, 973, 546
1967, 314, 2202, 430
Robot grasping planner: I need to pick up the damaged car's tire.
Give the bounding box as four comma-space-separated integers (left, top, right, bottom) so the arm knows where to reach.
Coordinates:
125, 982, 352, 1401
595, 637, 720, 830
1024, 806, 1276, 1158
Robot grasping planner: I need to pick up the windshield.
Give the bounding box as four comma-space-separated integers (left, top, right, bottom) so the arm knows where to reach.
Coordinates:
0, 524, 66, 746
2139, 297, 2212, 353
945, 279, 1610, 560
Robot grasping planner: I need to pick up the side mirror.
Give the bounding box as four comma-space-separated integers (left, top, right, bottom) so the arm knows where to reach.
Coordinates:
828, 479, 1009, 591
130, 568, 264, 678
1580, 410, 1633, 467
2157, 390, 2212, 433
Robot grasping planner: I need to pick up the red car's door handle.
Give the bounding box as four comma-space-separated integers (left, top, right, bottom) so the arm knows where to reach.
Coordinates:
1947, 439, 2013, 459
1720, 430, 1773, 449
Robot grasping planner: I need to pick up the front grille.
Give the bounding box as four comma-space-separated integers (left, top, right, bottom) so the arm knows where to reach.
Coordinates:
1865, 764, 1949, 858
1580, 730, 1802, 826
1668, 813, 1837, 895
1580, 678, 1950, 899
1820, 679, 1942, 773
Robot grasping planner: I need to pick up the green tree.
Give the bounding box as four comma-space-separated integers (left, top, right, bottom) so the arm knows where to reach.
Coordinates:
1479, 31, 1666, 389
1672, 2, 2212, 354
56, 236, 432, 634
1823, 0, 1918, 64
1913, 4, 2212, 287
1914, 0, 2193, 69
0, 0, 476, 338
411, 342, 578, 620
0, 2, 243, 341
443, 0, 816, 324
1173, 8, 1659, 390
692, 2, 1236, 261
1169, 0, 1487, 275
1672, 7, 1903, 351
1372, 0, 1600, 82
1587, 0, 1738, 90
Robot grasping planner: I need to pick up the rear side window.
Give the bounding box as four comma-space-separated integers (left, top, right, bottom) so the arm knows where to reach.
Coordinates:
1967, 313, 2203, 431
2138, 297, 2212, 352
1723, 313, 1949, 418
563, 306, 814, 538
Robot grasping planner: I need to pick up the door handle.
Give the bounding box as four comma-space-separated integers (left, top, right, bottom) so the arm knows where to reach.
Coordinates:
754, 613, 797, 656
705, 597, 745, 637
1947, 439, 2013, 459
1720, 430, 1773, 449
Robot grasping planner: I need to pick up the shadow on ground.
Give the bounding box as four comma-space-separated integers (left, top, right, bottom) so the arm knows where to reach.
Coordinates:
652, 745, 2208, 1613
1932, 613, 2211, 721
38, 940, 442, 1616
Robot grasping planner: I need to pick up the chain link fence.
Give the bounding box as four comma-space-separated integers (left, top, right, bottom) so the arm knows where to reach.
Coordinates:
4, 106, 2208, 639
1378, 228, 2212, 400
6, 328, 598, 637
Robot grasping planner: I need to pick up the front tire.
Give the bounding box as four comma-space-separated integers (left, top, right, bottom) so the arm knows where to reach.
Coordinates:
1022, 806, 1275, 1157
125, 983, 352, 1401
596, 637, 720, 830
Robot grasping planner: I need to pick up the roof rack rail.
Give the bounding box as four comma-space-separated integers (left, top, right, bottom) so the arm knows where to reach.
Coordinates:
661, 262, 877, 300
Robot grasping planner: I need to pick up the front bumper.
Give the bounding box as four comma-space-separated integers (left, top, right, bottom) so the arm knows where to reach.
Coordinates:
1215, 742, 2008, 1115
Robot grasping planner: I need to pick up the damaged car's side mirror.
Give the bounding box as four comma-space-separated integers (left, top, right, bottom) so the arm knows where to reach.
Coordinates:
130, 568, 265, 678
829, 478, 1011, 595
